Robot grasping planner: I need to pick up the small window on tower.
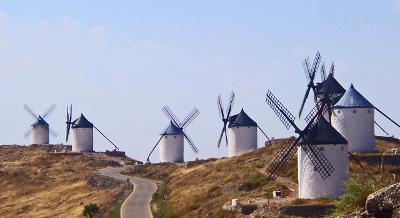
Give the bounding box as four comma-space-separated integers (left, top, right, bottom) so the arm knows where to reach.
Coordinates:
368, 110, 371, 113
353, 110, 357, 113
174, 136, 177, 138
165, 136, 168, 139
338, 110, 341, 114
341, 146, 344, 151
319, 147, 324, 151
314, 166, 318, 171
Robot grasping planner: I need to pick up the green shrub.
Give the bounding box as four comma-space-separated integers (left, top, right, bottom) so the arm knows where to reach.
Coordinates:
82, 203, 100, 218
331, 177, 378, 217
152, 182, 178, 218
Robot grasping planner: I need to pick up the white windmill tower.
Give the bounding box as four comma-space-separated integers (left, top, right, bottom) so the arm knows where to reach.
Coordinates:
65, 105, 120, 153
265, 89, 349, 199
298, 118, 348, 199
217, 92, 269, 157
146, 105, 200, 163
23, 104, 57, 145
331, 84, 375, 153
332, 84, 400, 153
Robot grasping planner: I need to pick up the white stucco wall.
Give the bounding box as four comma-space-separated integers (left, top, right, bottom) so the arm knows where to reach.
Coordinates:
332, 108, 375, 152
71, 128, 94, 152
227, 126, 257, 157
298, 144, 349, 199
31, 125, 49, 144
159, 134, 184, 163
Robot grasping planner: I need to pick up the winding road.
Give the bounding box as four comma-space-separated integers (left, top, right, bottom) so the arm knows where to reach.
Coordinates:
100, 167, 157, 218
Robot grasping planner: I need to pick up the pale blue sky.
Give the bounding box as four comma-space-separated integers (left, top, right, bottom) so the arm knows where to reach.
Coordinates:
0, 1, 399, 161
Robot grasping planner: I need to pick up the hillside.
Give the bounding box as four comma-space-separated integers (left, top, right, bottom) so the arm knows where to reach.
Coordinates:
0, 144, 129, 218
125, 137, 400, 218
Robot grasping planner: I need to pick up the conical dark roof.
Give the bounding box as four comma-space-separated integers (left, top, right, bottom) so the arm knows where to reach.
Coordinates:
334, 84, 374, 109
72, 114, 93, 128
316, 74, 346, 97
161, 121, 183, 135
300, 118, 348, 145
32, 116, 49, 127
229, 109, 257, 127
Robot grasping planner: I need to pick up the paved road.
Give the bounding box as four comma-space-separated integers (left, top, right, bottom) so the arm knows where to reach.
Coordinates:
100, 167, 157, 218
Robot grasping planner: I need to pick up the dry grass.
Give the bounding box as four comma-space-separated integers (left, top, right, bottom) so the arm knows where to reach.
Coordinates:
0, 145, 125, 218
126, 137, 400, 218
126, 139, 295, 218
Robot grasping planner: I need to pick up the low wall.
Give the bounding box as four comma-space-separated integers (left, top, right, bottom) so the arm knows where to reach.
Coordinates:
354, 154, 400, 165
279, 204, 334, 217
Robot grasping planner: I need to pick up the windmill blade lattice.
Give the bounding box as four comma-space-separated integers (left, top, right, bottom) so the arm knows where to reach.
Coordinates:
303, 58, 311, 83
217, 95, 225, 120
299, 52, 322, 118
226, 91, 235, 116
183, 131, 199, 153
24, 126, 34, 138
217, 91, 235, 147
265, 138, 298, 180
66, 105, 73, 142
301, 141, 335, 180
329, 62, 335, 76
23, 104, 39, 120
162, 105, 182, 127
49, 127, 58, 137
42, 104, 57, 119
320, 62, 327, 82
266, 90, 296, 130
181, 108, 200, 129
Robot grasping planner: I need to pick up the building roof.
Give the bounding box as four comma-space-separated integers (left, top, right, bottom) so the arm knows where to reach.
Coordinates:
334, 84, 374, 109
300, 118, 348, 145
72, 114, 94, 128
316, 74, 346, 97
229, 109, 257, 127
32, 116, 49, 127
161, 121, 183, 135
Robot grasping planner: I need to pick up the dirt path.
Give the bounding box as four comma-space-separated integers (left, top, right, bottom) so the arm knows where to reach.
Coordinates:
100, 167, 157, 218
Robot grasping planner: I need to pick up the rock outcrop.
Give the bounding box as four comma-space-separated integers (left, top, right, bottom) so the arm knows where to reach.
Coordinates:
86, 172, 126, 189
361, 183, 400, 218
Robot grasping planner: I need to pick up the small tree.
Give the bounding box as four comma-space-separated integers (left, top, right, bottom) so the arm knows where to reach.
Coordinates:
82, 203, 100, 218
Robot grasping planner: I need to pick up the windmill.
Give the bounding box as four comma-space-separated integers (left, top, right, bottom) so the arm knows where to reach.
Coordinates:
265, 90, 334, 181
23, 104, 57, 145
265, 86, 350, 199
217, 91, 270, 157
332, 84, 400, 152
146, 105, 200, 163
301, 54, 391, 136
65, 105, 119, 152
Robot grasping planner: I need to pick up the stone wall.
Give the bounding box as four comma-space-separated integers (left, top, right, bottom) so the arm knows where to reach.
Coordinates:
279, 205, 334, 217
